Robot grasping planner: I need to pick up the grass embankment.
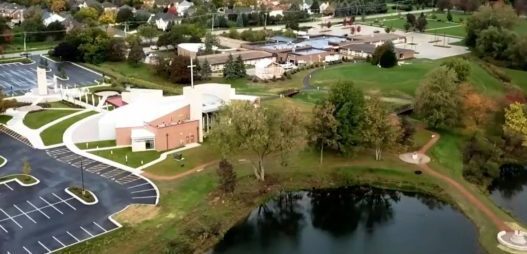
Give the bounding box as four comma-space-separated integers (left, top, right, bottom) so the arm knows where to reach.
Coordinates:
39, 100, 84, 109
0, 156, 5, 167
0, 174, 37, 184
3, 39, 59, 54
23, 110, 76, 129
145, 144, 218, 176
40, 111, 97, 146
311, 59, 504, 98
76, 140, 116, 150
68, 187, 96, 203
90, 147, 161, 168
0, 115, 12, 124
0, 57, 33, 64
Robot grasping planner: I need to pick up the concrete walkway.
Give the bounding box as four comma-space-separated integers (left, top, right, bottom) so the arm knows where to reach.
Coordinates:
406, 133, 511, 232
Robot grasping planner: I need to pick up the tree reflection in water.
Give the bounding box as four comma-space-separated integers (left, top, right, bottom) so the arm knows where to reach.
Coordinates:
489, 164, 527, 199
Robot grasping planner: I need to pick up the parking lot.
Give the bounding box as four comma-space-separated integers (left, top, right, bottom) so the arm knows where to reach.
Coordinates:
0, 132, 158, 253
0, 56, 102, 96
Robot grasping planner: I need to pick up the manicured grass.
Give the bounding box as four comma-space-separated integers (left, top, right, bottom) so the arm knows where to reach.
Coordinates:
0, 115, 12, 125
47, 101, 83, 109
0, 156, 5, 167
3, 38, 59, 54
68, 187, 96, 203
0, 57, 32, 64
292, 89, 328, 104
0, 174, 37, 184
429, 131, 465, 177
503, 67, 527, 92
76, 140, 116, 150
311, 59, 505, 98
513, 18, 527, 35
40, 111, 97, 146
91, 147, 161, 168
23, 110, 76, 129
145, 144, 219, 176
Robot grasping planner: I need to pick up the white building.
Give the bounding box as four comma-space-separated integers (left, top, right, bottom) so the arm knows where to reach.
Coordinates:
255, 59, 285, 80
42, 11, 65, 26
148, 12, 181, 31
197, 50, 275, 72
177, 43, 218, 57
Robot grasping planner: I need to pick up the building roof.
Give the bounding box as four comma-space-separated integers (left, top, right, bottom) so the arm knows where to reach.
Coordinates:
196, 50, 273, 65
350, 33, 406, 43
131, 128, 155, 139
341, 43, 414, 54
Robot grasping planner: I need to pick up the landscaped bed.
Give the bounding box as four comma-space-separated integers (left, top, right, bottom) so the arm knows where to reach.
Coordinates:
38, 100, 84, 109
0, 174, 38, 185
40, 111, 97, 146
67, 186, 97, 204
0, 115, 12, 125
76, 140, 116, 150
0, 156, 6, 167
90, 147, 161, 168
23, 110, 76, 129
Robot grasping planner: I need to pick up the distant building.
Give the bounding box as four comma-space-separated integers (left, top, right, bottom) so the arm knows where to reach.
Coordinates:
42, 11, 65, 26
0, 2, 25, 23
255, 59, 285, 80
148, 12, 181, 31
98, 85, 259, 152
197, 50, 275, 72
349, 33, 407, 46
177, 43, 218, 58
339, 43, 415, 60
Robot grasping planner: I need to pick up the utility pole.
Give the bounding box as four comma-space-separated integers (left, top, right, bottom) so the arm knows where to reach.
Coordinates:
188, 58, 196, 88
23, 32, 27, 53
211, 13, 214, 32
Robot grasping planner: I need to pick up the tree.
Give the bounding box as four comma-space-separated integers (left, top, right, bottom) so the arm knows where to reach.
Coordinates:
508, 36, 527, 70
465, 4, 519, 47
440, 58, 471, 82
234, 55, 246, 78
99, 10, 116, 25
459, 83, 496, 128
46, 21, 66, 41
398, 117, 415, 147
217, 159, 236, 193
74, 7, 99, 25
327, 81, 365, 153
371, 41, 397, 68
200, 59, 212, 80
223, 54, 237, 79
462, 132, 503, 186
236, 13, 244, 27
415, 67, 460, 129
203, 32, 217, 54
137, 25, 158, 44
209, 102, 305, 181
311, 0, 320, 13
475, 26, 516, 60
361, 95, 402, 160
404, 22, 411, 32
415, 12, 428, 32
127, 43, 145, 66
51, 41, 80, 61
116, 8, 133, 23
437, 0, 452, 11
309, 100, 339, 164
106, 38, 127, 61
22, 159, 32, 176
503, 102, 527, 143
406, 13, 416, 27
169, 55, 191, 84
446, 9, 453, 22
50, 0, 67, 12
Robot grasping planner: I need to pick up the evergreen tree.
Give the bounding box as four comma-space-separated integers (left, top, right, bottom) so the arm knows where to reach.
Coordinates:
236, 13, 244, 27
310, 0, 320, 13
194, 57, 202, 80
235, 55, 246, 78
446, 9, 453, 22
127, 43, 145, 67
201, 59, 212, 80
223, 54, 237, 79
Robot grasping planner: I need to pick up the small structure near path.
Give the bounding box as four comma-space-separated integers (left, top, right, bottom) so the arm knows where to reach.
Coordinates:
399, 151, 430, 165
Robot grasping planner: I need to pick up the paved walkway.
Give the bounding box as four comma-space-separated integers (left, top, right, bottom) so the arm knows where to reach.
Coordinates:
412, 133, 511, 232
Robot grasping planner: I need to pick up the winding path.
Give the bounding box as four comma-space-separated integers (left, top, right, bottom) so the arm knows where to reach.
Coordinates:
413, 133, 511, 232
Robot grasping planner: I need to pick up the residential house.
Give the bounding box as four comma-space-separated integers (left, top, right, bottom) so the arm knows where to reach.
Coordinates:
42, 11, 66, 26
176, 0, 193, 15
196, 50, 275, 72
101, 2, 118, 11
0, 2, 25, 24
148, 12, 181, 31
79, 0, 102, 9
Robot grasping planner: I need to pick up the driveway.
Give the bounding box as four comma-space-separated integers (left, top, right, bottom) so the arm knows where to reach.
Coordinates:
0, 133, 158, 254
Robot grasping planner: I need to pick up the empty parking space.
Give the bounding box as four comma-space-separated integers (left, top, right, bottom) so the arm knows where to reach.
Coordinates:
0, 56, 101, 96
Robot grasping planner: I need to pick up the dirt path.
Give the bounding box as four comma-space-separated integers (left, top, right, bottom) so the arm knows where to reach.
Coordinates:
417, 133, 511, 232
142, 160, 218, 181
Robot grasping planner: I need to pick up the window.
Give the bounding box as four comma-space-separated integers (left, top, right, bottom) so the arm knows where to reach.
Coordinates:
145, 139, 154, 149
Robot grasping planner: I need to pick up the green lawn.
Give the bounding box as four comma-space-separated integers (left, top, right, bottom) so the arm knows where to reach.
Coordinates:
76, 140, 116, 150
4, 38, 60, 54
503, 67, 527, 92
513, 18, 527, 35
310, 59, 505, 98
0, 115, 12, 125
23, 110, 76, 129
47, 101, 83, 109
145, 144, 219, 176
91, 147, 161, 168
0, 156, 5, 166
0, 57, 33, 64
429, 131, 465, 177
40, 111, 97, 146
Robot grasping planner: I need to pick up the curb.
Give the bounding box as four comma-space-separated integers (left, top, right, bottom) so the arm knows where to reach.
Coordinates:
65, 187, 99, 205
0, 156, 7, 168
0, 174, 40, 187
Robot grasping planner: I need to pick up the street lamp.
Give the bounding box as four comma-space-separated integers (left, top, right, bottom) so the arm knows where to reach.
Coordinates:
80, 158, 85, 195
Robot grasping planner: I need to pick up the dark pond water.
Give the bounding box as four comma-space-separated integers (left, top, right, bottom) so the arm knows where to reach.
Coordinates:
490, 164, 527, 225
213, 186, 481, 254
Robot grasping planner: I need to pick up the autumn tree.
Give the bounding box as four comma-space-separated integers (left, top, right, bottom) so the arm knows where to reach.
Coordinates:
99, 10, 116, 25
361, 95, 402, 160
459, 83, 495, 128
217, 159, 236, 193
22, 159, 32, 176
503, 102, 527, 144
440, 57, 471, 82
49, 0, 67, 13
138, 25, 158, 44
309, 100, 339, 164
209, 102, 305, 181
415, 67, 460, 129
328, 81, 365, 153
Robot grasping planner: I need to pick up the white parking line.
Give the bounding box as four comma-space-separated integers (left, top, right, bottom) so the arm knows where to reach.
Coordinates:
67, 231, 80, 241
26, 200, 50, 219
93, 222, 106, 232
4, 183, 13, 191
40, 196, 63, 215
53, 236, 65, 247
127, 183, 149, 189
14, 204, 36, 224
38, 241, 51, 252
131, 188, 155, 194
52, 193, 76, 210
132, 196, 157, 199
0, 208, 22, 229
22, 246, 31, 254
80, 226, 94, 237
0, 224, 8, 233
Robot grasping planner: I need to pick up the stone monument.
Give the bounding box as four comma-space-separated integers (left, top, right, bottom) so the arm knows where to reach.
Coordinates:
36, 57, 48, 95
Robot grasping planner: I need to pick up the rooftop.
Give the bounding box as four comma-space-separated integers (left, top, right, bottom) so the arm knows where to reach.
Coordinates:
197, 50, 273, 65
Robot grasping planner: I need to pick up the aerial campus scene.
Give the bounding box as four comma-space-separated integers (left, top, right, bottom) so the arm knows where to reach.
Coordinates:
0, 0, 526, 253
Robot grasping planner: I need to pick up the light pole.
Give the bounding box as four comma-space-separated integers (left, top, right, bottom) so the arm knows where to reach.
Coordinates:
166, 133, 169, 150
80, 158, 85, 195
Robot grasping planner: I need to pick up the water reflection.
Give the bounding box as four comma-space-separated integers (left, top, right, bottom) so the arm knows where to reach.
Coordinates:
214, 186, 480, 254
489, 164, 527, 225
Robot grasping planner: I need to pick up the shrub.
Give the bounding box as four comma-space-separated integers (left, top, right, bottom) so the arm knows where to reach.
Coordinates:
481, 63, 511, 83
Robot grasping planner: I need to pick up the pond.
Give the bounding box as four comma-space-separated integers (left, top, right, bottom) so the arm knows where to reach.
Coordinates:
490, 164, 527, 225
213, 186, 481, 254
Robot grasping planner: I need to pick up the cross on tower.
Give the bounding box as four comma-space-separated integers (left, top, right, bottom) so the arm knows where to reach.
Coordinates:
187, 58, 196, 88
